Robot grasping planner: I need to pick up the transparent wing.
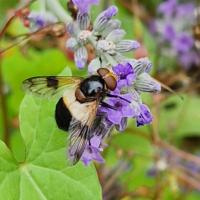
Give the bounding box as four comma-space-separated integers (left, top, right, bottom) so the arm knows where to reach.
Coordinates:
68, 119, 90, 165
91, 114, 114, 138
22, 76, 82, 97
67, 100, 99, 165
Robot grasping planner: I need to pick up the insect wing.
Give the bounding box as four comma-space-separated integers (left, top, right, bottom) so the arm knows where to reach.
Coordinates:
62, 91, 99, 164
22, 76, 82, 97
68, 114, 114, 165
68, 118, 90, 165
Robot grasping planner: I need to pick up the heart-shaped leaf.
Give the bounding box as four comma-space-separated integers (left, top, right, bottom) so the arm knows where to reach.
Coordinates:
0, 68, 102, 200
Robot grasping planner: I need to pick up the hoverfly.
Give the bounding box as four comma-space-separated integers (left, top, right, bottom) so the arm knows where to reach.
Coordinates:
23, 68, 123, 164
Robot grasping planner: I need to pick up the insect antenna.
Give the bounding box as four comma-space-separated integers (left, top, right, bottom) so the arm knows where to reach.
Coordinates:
105, 93, 131, 103
100, 101, 117, 110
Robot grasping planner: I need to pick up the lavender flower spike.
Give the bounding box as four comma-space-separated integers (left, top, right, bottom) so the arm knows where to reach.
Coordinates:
72, 0, 99, 14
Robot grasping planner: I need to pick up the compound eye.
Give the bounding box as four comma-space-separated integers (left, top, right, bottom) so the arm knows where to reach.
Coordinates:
97, 68, 117, 91
104, 76, 117, 91
97, 68, 110, 77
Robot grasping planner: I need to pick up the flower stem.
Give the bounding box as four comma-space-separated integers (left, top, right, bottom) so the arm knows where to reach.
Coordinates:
39, 0, 46, 12
46, 0, 72, 24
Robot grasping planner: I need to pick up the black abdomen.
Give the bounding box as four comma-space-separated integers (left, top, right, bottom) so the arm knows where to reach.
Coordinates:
55, 98, 72, 131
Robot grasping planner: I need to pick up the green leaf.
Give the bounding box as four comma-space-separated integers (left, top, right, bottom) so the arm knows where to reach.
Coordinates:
0, 68, 102, 200
159, 95, 200, 138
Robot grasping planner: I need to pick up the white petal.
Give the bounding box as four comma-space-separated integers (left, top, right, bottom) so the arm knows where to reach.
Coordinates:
116, 40, 140, 52
74, 47, 88, 69
106, 29, 126, 43
66, 37, 78, 51
88, 58, 101, 74
102, 19, 121, 37
134, 73, 161, 93
77, 12, 90, 30
133, 57, 152, 75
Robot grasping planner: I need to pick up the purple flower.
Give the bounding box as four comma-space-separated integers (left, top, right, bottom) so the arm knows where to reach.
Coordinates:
93, 6, 118, 32
112, 63, 136, 89
184, 161, 200, 174
179, 51, 200, 69
81, 135, 104, 165
103, 5, 118, 18
152, 0, 198, 70
100, 92, 135, 131
158, 0, 177, 16
28, 11, 57, 30
136, 104, 153, 127
173, 34, 194, 53
163, 24, 176, 41
176, 3, 194, 17
72, 0, 99, 14
74, 47, 88, 69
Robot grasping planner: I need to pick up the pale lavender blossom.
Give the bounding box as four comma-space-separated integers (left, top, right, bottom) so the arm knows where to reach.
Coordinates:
151, 0, 199, 69
72, 0, 99, 14
136, 104, 153, 127
81, 136, 104, 165
158, 0, 177, 17
112, 62, 136, 89
28, 11, 58, 31
172, 34, 194, 53
66, 5, 140, 70
163, 24, 176, 41
100, 92, 135, 131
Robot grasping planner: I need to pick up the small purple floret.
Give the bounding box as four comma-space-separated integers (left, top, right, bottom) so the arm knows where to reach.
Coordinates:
136, 104, 153, 127
81, 136, 104, 165
176, 3, 194, 17
100, 92, 135, 130
158, 0, 177, 16
131, 40, 140, 49
113, 62, 135, 89
72, 0, 99, 14
173, 34, 194, 53
76, 59, 86, 69
163, 24, 176, 42
104, 6, 118, 18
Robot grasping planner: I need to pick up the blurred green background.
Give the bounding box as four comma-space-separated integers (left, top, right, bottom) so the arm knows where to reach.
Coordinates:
0, 0, 200, 199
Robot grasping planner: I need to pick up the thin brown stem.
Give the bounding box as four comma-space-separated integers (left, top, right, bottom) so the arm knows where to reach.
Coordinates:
125, 127, 200, 169
158, 140, 200, 166
0, 15, 16, 38
0, 22, 62, 55
0, 0, 36, 39
177, 172, 200, 191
